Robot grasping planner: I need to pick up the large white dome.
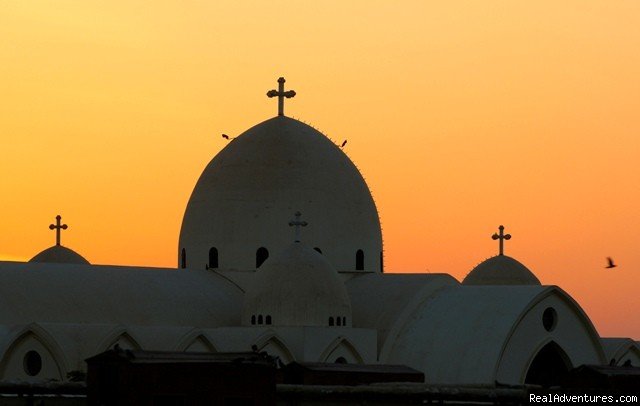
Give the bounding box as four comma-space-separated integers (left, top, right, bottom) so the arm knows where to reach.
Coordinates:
178, 116, 383, 272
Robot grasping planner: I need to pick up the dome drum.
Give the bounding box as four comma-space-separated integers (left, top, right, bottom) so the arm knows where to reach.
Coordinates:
242, 243, 352, 328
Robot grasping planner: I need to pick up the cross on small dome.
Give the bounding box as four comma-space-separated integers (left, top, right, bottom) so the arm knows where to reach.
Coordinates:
267, 77, 296, 117
492, 225, 511, 256
49, 215, 68, 246
288, 211, 308, 243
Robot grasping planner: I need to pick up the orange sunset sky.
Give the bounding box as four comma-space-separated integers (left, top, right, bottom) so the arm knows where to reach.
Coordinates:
0, 2, 638, 339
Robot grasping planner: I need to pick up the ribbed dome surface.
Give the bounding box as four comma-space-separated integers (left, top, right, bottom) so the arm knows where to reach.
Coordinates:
179, 116, 382, 272
30, 245, 90, 265
463, 255, 540, 285
242, 243, 352, 327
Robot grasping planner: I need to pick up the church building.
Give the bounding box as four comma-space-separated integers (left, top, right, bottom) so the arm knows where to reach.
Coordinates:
0, 78, 637, 386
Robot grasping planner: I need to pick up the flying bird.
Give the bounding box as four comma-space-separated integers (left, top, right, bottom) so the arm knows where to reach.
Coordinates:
340, 140, 347, 148
222, 134, 229, 139
605, 257, 617, 269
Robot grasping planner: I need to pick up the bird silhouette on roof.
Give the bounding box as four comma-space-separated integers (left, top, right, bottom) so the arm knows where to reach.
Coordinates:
340, 140, 347, 148
605, 257, 617, 269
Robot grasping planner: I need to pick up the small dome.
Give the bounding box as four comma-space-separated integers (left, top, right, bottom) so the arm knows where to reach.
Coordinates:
242, 243, 352, 327
30, 245, 90, 265
463, 255, 540, 285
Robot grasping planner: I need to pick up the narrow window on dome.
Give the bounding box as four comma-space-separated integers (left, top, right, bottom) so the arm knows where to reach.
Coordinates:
258, 315, 263, 325
266, 315, 272, 325
337, 317, 342, 326
256, 247, 269, 268
314, 247, 322, 254
380, 251, 384, 273
356, 249, 364, 270
342, 317, 346, 326
209, 247, 219, 269
251, 315, 256, 325
181, 248, 187, 269
329, 317, 334, 326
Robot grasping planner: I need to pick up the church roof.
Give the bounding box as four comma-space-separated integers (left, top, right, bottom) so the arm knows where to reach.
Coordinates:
0, 262, 243, 327
462, 255, 541, 285
383, 285, 605, 384
601, 337, 640, 365
347, 272, 458, 351
178, 115, 382, 272
242, 243, 351, 327
29, 245, 90, 265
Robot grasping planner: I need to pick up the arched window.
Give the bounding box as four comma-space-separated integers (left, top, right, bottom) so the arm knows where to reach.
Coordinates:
181, 248, 187, 269
314, 247, 322, 254
335, 357, 347, 364
380, 251, 384, 273
356, 249, 364, 270
251, 315, 256, 325
342, 317, 346, 326
329, 317, 334, 326
208, 247, 219, 269
337, 317, 342, 326
266, 315, 272, 325
256, 247, 269, 268
258, 315, 263, 325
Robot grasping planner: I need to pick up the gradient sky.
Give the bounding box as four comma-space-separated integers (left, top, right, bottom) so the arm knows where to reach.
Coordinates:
0, 1, 638, 339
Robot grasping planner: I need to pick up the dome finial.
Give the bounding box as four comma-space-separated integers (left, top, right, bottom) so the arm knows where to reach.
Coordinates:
491, 225, 511, 256
288, 211, 308, 243
49, 215, 68, 246
266, 77, 296, 116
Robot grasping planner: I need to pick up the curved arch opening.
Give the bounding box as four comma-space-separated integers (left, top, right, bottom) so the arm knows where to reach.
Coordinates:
256, 247, 269, 268
525, 341, 572, 387
0, 330, 65, 381
183, 335, 217, 353
208, 247, 219, 269
319, 337, 364, 364
180, 248, 187, 269
356, 249, 364, 270
106, 332, 141, 351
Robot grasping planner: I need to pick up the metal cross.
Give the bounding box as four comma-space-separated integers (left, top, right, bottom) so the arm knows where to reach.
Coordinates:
49, 215, 68, 246
289, 211, 308, 243
267, 77, 296, 116
492, 225, 511, 256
